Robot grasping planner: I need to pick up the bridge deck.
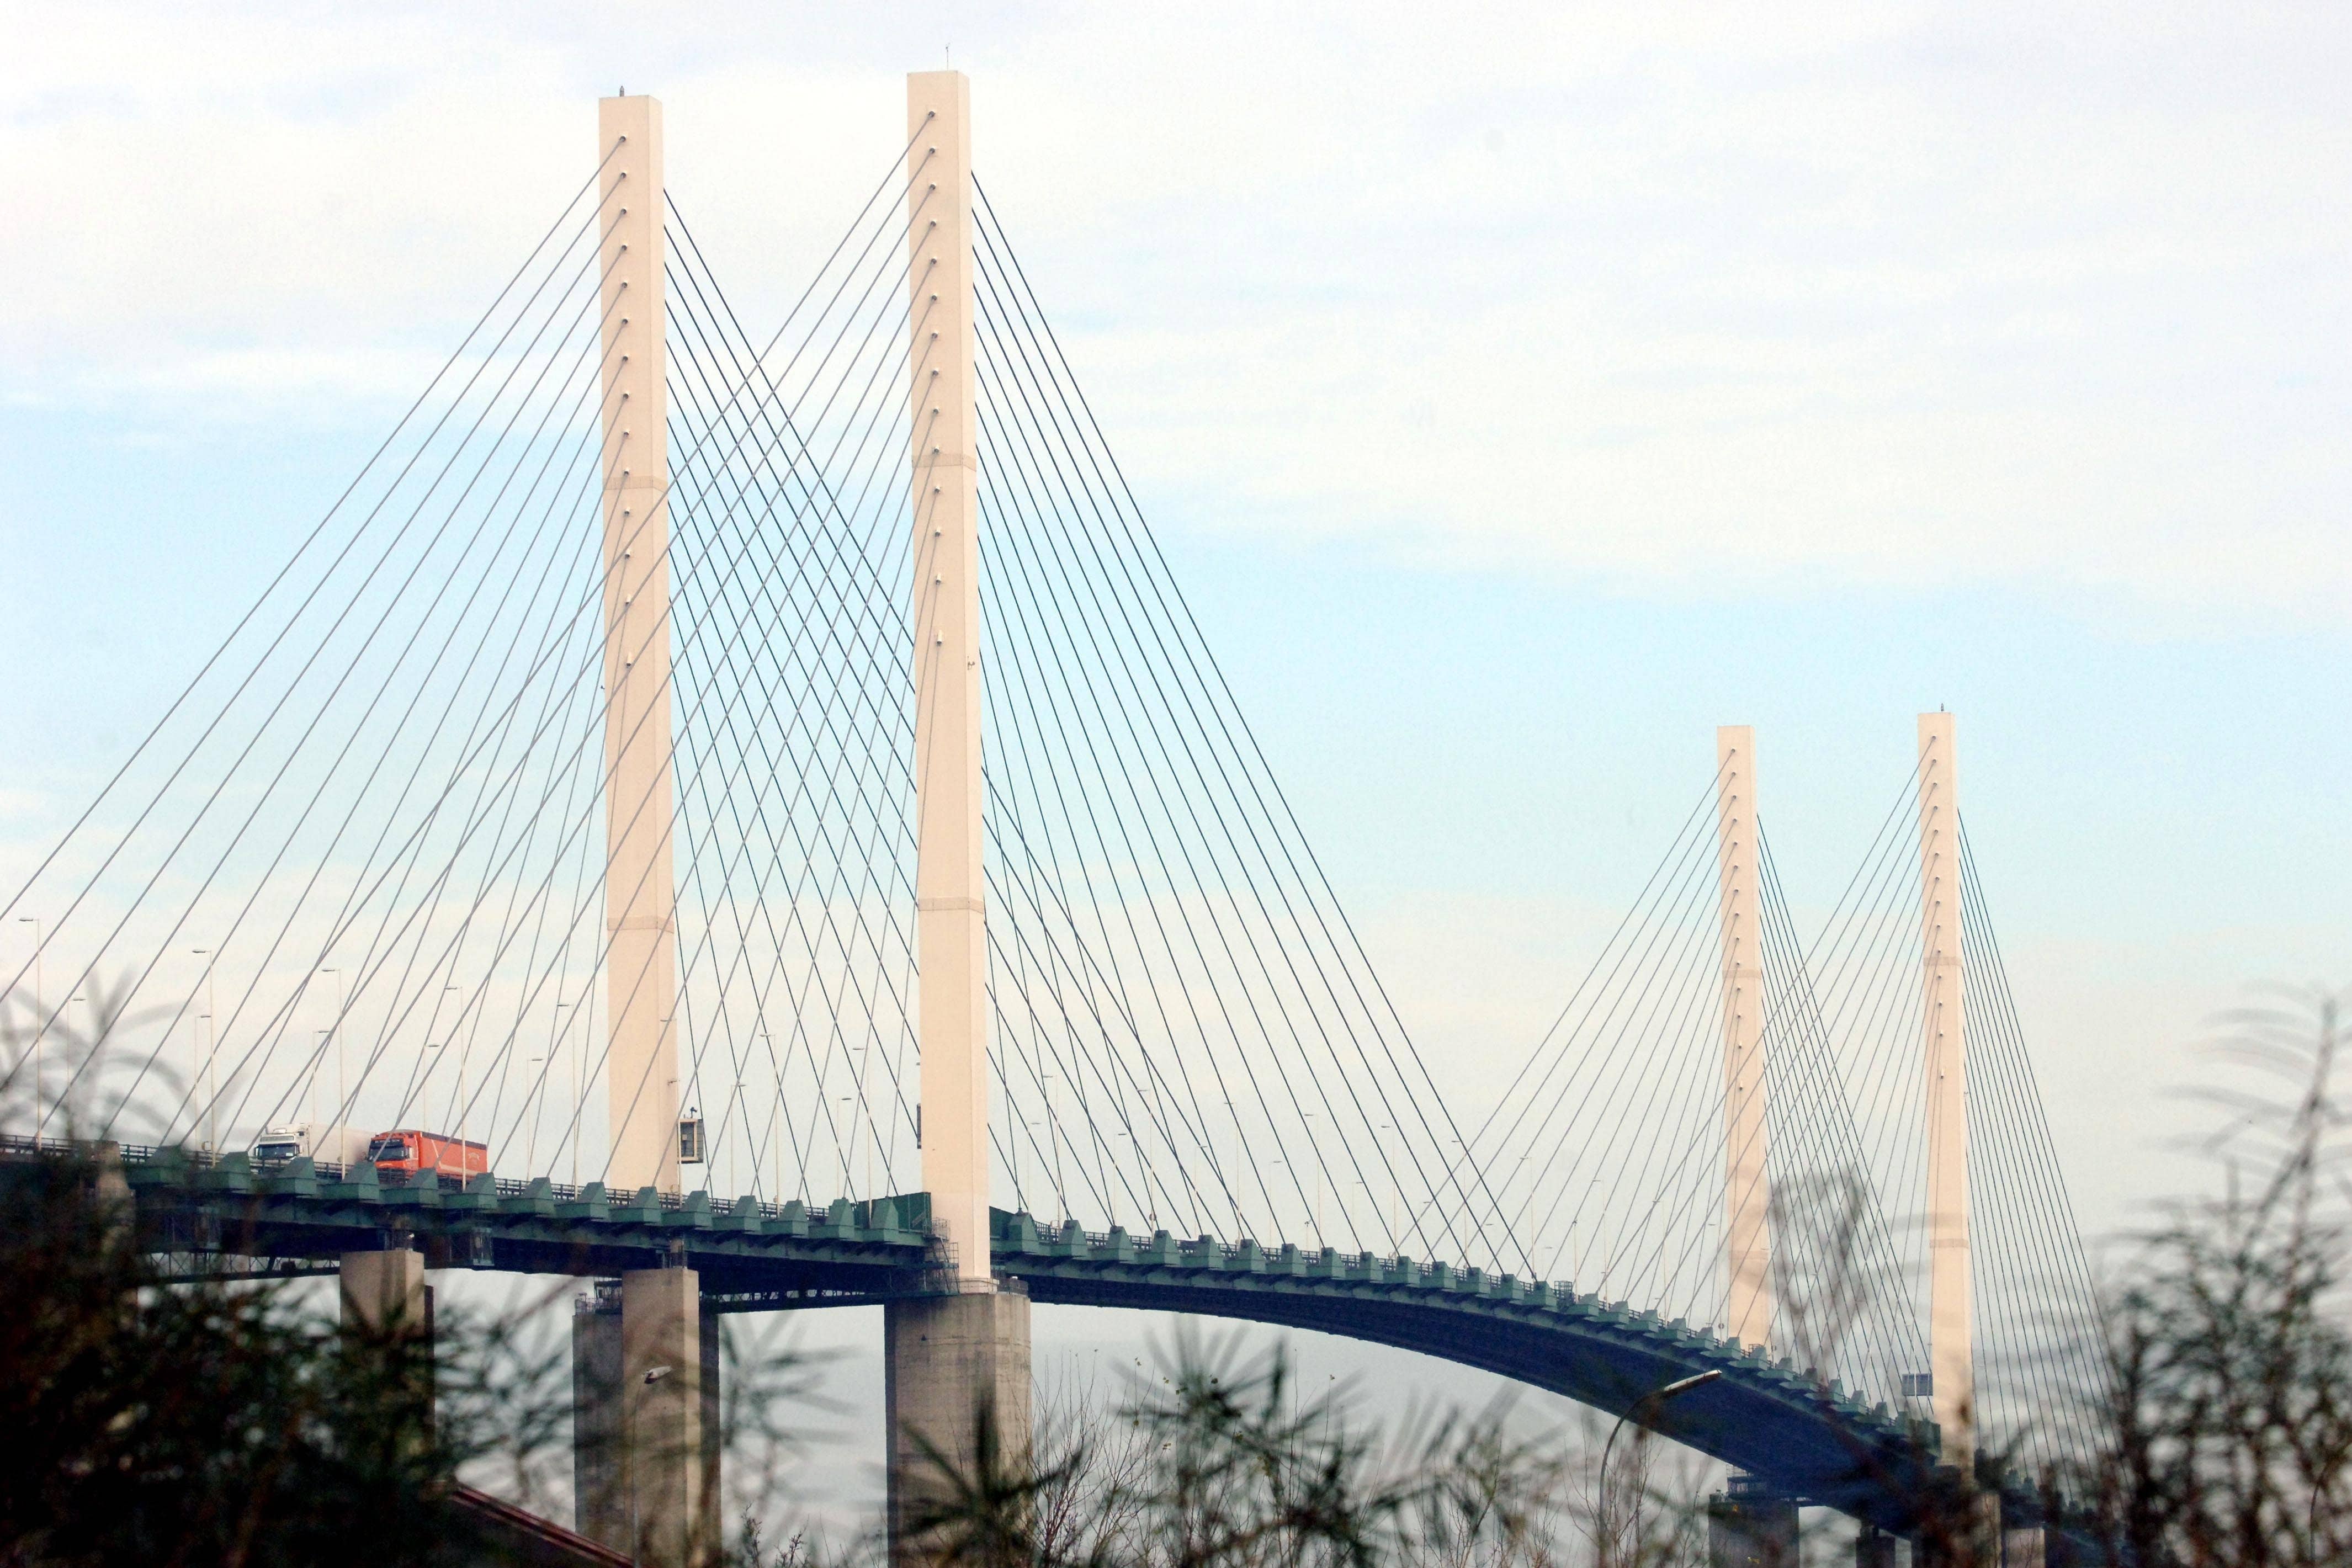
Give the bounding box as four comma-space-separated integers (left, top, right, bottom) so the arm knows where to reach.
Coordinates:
0, 1141, 1953, 1532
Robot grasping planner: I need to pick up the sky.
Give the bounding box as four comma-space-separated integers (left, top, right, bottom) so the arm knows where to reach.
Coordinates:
4, 0, 2349, 1523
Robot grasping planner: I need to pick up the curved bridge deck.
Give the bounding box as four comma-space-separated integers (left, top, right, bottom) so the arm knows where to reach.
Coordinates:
998, 1213, 1931, 1530
10, 1141, 1942, 1533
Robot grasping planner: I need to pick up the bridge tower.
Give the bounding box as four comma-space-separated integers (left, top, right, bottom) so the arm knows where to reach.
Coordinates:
884, 68, 1033, 1567
1919, 711, 1974, 1475
572, 93, 712, 1568
1717, 726, 1772, 1349
600, 92, 682, 1202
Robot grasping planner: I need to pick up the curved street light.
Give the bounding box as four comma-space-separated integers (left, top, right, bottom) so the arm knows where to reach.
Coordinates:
1596, 1368, 1723, 1564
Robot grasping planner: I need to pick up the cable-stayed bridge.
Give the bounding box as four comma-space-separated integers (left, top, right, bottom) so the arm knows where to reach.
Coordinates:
0, 77, 2105, 1565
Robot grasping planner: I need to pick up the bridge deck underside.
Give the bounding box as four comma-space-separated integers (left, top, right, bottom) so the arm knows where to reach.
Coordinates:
1016, 1273, 1924, 1529
68, 1152, 1933, 1530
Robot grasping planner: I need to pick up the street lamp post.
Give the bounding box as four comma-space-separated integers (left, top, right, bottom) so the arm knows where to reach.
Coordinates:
319, 967, 343, 1132
314, 1032, 331, 1130
1515, 1153, 1535, 1271
761, 1028, 776, 1204
18, 917, 41, 1137
442, 985, 462, 1144
1596, 1369, 1722, 1567
1303, 1111, 1321, 1240
858, 1038, 874, 1197
191, 948, 217, 1150
555, 1001, 575, 1187
729, 1078, 744, 1197
525, 1056, 545, 1172
42, 990, 82, 1131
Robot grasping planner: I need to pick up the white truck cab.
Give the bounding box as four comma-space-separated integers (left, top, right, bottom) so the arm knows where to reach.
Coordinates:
249, 1123, 371, 1170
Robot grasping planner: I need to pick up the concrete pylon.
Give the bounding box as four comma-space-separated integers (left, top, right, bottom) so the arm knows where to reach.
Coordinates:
1854, 1527, 1899, 1568
1717, 726, 1772, 1349
575, 1278, 723, 1562
2001, 1523, 2048, 1568
617, 1267, 710, 1568
886, 68, 1032, 1568
886, 1288, 1033, 1559
906, 67, 990, 1283
341, 1246, 433, 1439
1919, 711, 1974, 1474
573, 1284, 625, 1543
1706, 1477, 1797, 1568
339, 1245, 428, 1337
580, 91, 712, 1568
599, 91, 681, 1198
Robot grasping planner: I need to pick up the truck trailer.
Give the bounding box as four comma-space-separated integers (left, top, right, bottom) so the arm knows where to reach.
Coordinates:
366, 1129, 490, 1183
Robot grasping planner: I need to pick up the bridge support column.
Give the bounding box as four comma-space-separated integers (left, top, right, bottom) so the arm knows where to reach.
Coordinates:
894, 68, 1031, 1568
1916, 1482, 2001, 1568
339, 1244, 428, 1336
595, 1267, 713, 1568
599, 89, 681, 1198
572, 1271, 717, 1566
1706, 1477, 1797, 1568
2000, 1522, 2048, 1568
1854, 1526, 1898, 1568
572, 1282, 625, 1544
1919, 713, 1974, 1475
1717, 726, 1772, 1349
340, 1246, 433, 1439
886, 1287, 1032, 1566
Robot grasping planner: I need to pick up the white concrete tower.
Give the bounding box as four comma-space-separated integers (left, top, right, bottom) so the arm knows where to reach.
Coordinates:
587, 93, 710, 1568
599, 93, 681, 1197
886, 73, 1032, 1568
907, 68, 991, 1283
1920, 710, 1975, 1471
1718, 725, 1773, 1349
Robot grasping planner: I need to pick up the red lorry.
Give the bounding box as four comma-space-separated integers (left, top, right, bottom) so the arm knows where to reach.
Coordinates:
367, 1129, 490, 1183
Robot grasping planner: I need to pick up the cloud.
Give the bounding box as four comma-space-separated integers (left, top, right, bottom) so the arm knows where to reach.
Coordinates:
3, 2, 2347, 618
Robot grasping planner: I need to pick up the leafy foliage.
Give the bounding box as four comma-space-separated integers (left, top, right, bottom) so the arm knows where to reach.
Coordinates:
2078, 991, 2352, 1567
0, 1150, 571, 1566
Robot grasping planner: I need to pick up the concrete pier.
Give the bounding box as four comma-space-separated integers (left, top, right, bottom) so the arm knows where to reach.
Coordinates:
572, 1270, 721, 1567
1707, 1478, 1797, 1568
572, 1282, 624, 1544
340, 1246, 433, 1445
339, 1244, 428, 1336
885, 1288, 1032, 1566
